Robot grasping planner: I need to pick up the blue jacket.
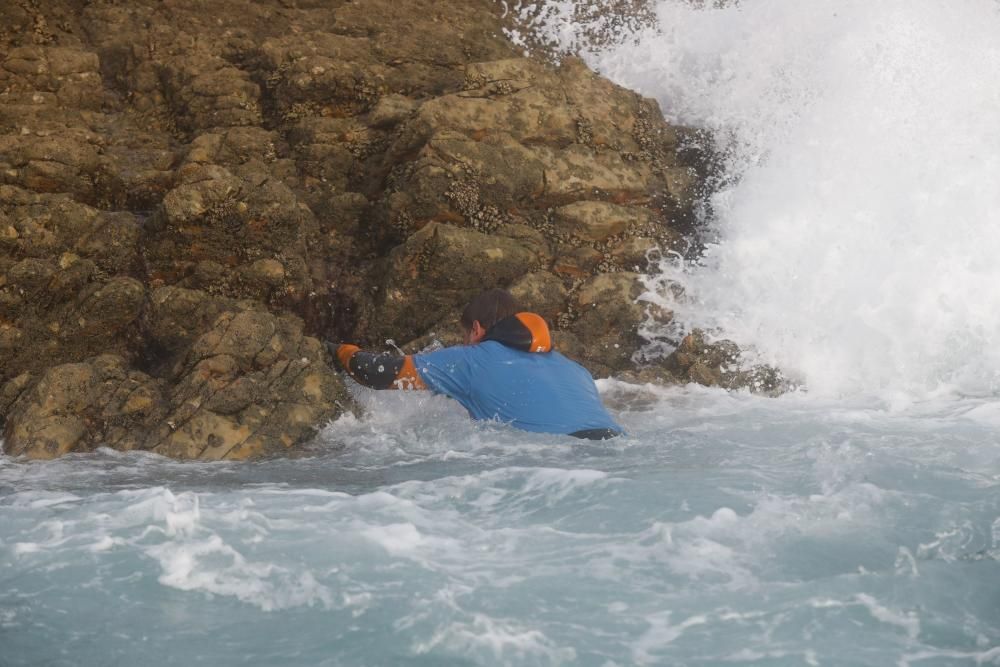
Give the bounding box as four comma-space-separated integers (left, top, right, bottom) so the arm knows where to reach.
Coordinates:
334, 313, 621, 437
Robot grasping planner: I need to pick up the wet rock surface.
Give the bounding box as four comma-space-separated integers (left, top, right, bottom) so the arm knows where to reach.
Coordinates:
619, 330, 789, 395
0, 0, 772, 459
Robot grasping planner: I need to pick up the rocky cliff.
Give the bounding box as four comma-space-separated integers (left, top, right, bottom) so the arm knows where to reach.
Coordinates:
0, 0, 775, 459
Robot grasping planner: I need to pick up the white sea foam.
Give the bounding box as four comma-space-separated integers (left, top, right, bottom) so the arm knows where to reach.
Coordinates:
632, 611, 709, 664
413, 612, 577, 665
360, 521, 458, 558
586, 471, 898, 594
5, 491, 81, 509
807, 594, 921, 640
385, 466, 614, 523
144, 533, 333, 611
724, 648, 821, 666
3, 385, 999, 665
67, 486, 337, 611
521, 468, 608, 499
962, 402, 1000, 428
517, 0, 1000, 399
87, 535, 120, 552
854, 593, 921, 640
900, 647, 1000, 666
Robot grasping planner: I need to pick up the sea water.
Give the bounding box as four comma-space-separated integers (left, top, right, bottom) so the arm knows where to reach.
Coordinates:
2, 388, 998, 665
4, 1, 1000, 665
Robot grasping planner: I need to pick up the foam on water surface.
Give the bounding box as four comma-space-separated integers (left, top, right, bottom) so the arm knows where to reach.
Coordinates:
4, 1, 1000, 664
2, 385, 999, 665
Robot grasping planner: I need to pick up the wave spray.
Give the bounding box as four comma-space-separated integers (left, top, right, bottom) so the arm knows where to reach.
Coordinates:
516, 0, 1000, 398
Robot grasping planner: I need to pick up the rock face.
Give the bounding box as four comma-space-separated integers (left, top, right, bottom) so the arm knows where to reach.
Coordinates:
2, 307, 348, 460
619, 330, 788, 394
366, 55, 705, 377
0, 0, 767, 459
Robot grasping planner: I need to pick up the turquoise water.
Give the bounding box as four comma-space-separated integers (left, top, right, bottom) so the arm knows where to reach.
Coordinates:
6, 2, 1000, 662
3, 385, 998, 665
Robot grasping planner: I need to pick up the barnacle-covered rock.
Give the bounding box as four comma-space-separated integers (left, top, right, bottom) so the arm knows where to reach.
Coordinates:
0, 0, 768, 460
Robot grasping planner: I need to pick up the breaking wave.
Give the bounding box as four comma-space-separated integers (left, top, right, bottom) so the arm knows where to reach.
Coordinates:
513, 0, 1000, 399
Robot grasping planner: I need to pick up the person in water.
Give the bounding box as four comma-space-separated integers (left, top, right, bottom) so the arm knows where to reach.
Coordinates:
330, 289, 622, 439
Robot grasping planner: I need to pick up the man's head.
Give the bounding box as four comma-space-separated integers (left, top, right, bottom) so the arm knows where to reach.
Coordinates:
461, 288, 521, 344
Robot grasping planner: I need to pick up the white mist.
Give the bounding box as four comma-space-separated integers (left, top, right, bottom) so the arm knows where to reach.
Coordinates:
523, 0, 1000, 398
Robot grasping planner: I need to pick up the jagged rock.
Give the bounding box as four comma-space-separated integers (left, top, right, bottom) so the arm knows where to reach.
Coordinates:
0, 46, 105, 110
66, 276, 145, 339
285, 116, 365, 192
0, 0, 765, 460
375, 57, 696, 240
183, 127, 281, 168
142, 161, 318, 306
567, 272, 648, 376
375, 129, 547, 246
610, 236, 664, 272
145, 286, 244, 358
148, 309, 349, 460
509, 272, 570, 324
553, 201, 641, 242
2, 311, 351, 460
0, 188, 141, 271
356, 55, 703, 370
377, 221, 547, 343
329, 0, 515, 96
368, 94, 419, 129
0, 133, 101, 199
0, 372, 33, 417
0, 185, 146, 384
553, 246, 604, 278
3, 355, 167, 459
159, 54, 262, 133
655, 330, 787, 393
257, 32, 386, 121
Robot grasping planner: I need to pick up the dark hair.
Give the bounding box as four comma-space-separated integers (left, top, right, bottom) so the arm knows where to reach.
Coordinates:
461, 288, 521, 332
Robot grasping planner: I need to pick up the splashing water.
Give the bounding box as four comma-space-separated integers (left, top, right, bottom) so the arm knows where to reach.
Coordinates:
3, 3, 1000, 666
2, 386, 1000, 665
522, 0, 1000, 399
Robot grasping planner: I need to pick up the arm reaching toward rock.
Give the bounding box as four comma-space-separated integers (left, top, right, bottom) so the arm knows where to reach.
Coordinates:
332, 344, 427, 390
327, 290, 621, 438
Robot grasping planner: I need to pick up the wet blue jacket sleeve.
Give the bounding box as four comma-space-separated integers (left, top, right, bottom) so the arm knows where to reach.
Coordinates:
411, 346, 475, 402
